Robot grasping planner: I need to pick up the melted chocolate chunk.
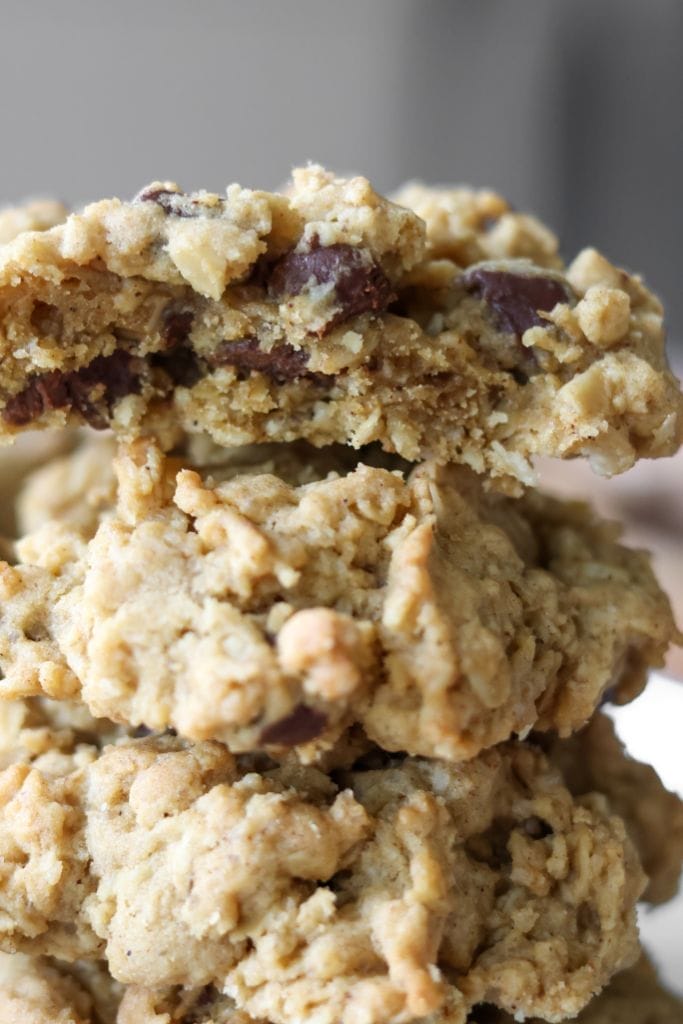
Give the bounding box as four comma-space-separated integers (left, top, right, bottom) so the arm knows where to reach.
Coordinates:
149, 307, 202, 388
162, 307, 194, 348
151, 347, 204, 389
463, 267, 571, 336
269, 243, 395, 329
211, 338, 331, 386
3, 350, 140, 429
260, 705, 327, 746
469, 1005, 503, 1024
245, 253, 274, 289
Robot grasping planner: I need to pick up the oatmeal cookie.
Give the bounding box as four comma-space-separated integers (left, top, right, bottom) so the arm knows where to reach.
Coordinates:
546, 712, 683, 904
0, 734, 644, 1024
117, 959, 683, 1024
571, 957, 683, 1024
0, 439, 673, 760
392, 182, 562, 268
0, 166, 679, 487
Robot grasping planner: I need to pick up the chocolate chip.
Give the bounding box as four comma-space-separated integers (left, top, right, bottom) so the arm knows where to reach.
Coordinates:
148, 307, 202, 388
260, 705, 327, 746
151, 347, 203, 389
463, 267, 571, 336
3, 374, 57, 426
269, 243, 395, 329
3, 350, 140, 429
522, 816, 553, 839
134, 185, 201, 218
211, 338, 331, 386
162, 307, 194, 348
131, 725, 152, 738
245, 253, 274, 289
469, 1005, 502, 1024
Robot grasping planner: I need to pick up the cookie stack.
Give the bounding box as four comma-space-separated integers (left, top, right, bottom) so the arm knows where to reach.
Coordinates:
0, 167, 680, 1024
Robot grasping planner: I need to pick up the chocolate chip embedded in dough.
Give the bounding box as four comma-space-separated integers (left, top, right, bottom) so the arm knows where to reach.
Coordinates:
463, 267, 572, 336
151, 347, 203, 389
149, 307, 202, 388
162, 307, 194, 348
135, 185, 201, 218
260, 705, 328, 746
269, 243, 395, 327
2, 350, 140, 429
211, 338, 331, 386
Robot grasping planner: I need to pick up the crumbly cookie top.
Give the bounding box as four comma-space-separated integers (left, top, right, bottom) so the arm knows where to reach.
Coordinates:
0, 168, 679, 485
0, 165, 424, 302
0, 439, 674, 762
0, 734, 644, 1023
393, 182, 562, 268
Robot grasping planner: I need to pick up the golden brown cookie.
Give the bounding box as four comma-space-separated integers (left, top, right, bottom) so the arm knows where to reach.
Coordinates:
0, 439, 673, 760
0, 733, 644, 1024
117, 958, 683, 1024
392, 182, 562, 268
0, 167, 679, 488
546, 712, 683, 904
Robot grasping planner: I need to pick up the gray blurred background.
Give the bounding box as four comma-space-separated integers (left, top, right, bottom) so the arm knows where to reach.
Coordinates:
1, 0, 682, 345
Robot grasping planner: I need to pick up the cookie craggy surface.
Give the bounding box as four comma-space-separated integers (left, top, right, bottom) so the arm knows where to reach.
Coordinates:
391, 182, 563, 268
546, 712, 683, 905
0, 733, 644, 1024
0, 438, 674, 759
117, 958, 683, 1024
0, 167, 679, 488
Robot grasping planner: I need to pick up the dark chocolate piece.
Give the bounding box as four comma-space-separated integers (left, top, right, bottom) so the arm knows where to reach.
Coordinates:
3, 350, 140, 429
260, 705, 327, 746
162, 307, 194, 348
269, 243, 395, 327
211, 338, 331, 386
463, 267, 571, 336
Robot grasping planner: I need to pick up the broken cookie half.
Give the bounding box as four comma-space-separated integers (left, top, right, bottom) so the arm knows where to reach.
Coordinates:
0, 167, 679, 489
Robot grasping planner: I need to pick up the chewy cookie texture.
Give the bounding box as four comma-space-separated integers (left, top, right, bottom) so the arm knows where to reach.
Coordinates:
0, 170, 679, 1024
0, 729, 645, 1023
0, 437, 674, 759
119, 959, 683, 1024
0, 167, 680, 489
1, 955, 681, 1024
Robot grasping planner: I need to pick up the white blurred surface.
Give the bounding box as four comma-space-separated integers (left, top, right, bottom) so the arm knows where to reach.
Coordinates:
609, 673, 683, 990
